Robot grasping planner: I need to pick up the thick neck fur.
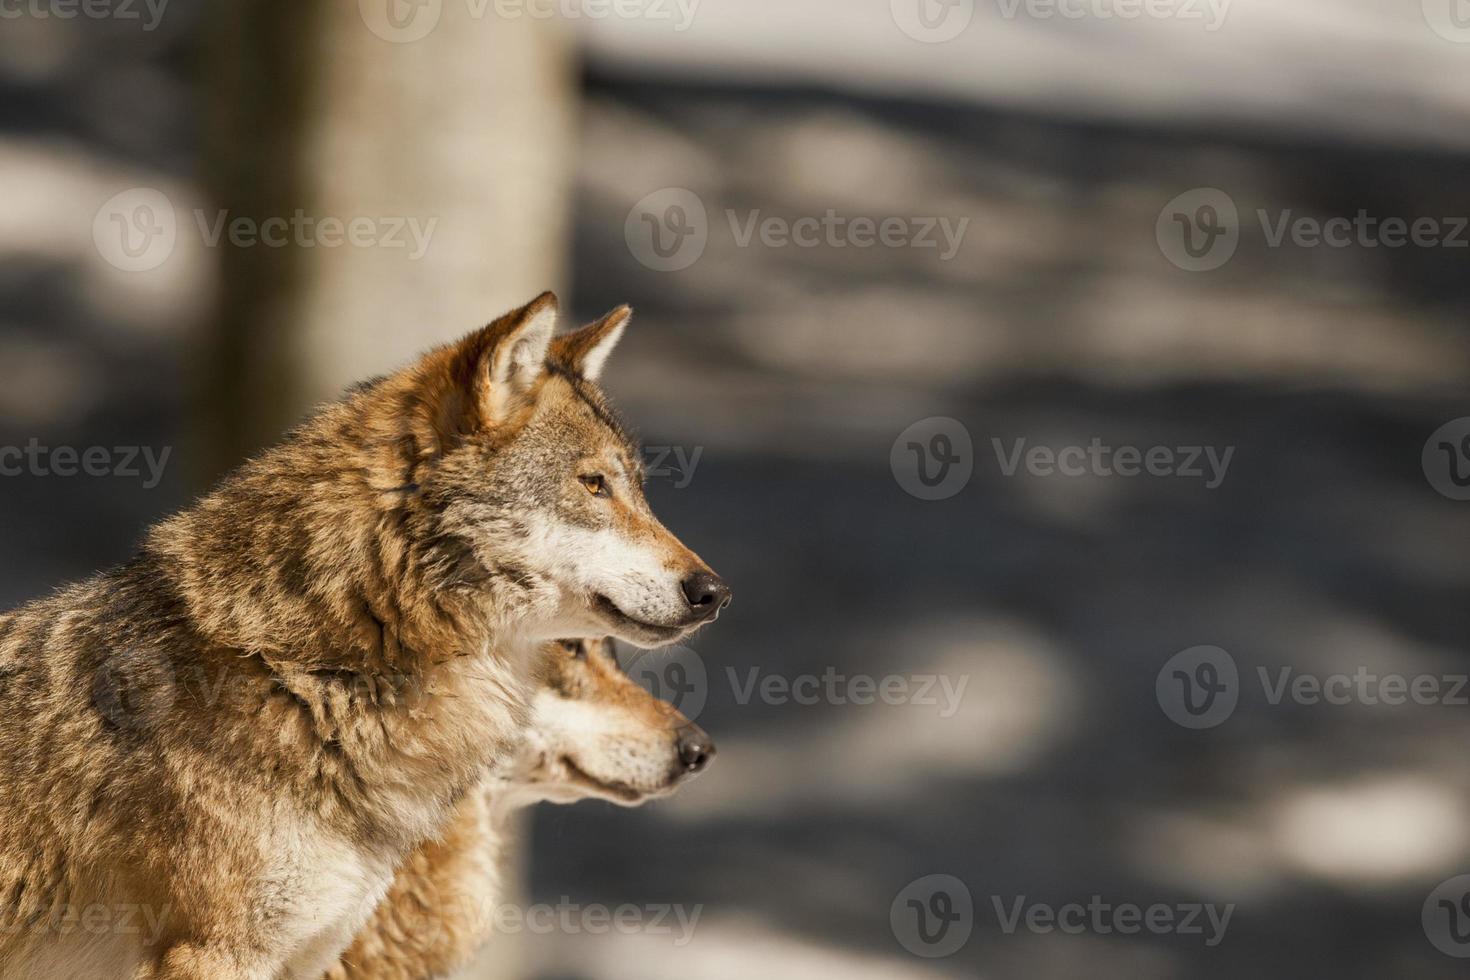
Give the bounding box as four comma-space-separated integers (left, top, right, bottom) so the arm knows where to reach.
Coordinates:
136, 359, 550, 851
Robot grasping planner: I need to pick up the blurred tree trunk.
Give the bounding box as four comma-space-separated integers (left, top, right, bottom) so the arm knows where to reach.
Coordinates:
200, 0, 576, 471
199, 4, 576, 978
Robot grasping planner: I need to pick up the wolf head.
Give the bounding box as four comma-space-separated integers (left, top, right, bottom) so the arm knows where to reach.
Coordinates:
390, 292, 730, 649
496, 637, 713, 806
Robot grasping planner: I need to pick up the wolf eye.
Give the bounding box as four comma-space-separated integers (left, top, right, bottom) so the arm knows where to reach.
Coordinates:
579, 474, 610, 499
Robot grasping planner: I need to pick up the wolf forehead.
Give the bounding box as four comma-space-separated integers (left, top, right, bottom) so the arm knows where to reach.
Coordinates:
534, 362, 646, 480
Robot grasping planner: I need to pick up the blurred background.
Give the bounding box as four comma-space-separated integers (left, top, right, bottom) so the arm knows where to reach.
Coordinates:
2, 1, 1470, 977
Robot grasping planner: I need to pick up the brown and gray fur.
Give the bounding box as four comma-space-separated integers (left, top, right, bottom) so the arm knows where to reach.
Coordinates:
328, 636, 713, 980
0, 293, 728, 980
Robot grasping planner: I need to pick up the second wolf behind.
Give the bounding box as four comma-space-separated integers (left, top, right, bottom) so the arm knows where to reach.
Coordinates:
329, 636, 715, 979
0, 293, 730, 979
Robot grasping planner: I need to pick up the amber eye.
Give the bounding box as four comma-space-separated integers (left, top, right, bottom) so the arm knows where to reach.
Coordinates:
560, 640, 586, 660
579, 474, 610, 498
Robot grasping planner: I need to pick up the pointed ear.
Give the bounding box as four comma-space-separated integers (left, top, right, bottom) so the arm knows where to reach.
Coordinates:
551, 305, 631, 382
477, 291, 558, 422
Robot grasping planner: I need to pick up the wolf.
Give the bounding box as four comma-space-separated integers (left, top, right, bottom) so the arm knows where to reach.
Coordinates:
328, 636, 713, 980
0, 293, 729, 980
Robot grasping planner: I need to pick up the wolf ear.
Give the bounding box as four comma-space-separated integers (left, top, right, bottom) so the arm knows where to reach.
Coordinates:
477, 291, 558, 422
552, 306, 631, 382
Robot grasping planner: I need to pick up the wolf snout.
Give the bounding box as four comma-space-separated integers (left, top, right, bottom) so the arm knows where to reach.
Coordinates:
675, 724, 716, 776
679, 571, 731, 622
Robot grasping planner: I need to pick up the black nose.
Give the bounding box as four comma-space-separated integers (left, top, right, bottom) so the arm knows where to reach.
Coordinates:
680, 571, 731, 621
676, 725, 716, 775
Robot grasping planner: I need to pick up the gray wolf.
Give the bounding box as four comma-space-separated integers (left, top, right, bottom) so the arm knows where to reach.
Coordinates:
328, 636, 714, 979
0, 293, 729, 979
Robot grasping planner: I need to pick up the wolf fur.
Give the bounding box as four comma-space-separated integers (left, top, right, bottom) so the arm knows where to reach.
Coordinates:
329, 637, 712, 979
0, 293, 727, 980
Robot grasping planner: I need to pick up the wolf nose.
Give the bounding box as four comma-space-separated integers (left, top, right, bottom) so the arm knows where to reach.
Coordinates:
680, 572, 731, 620
677, 726, 716, 775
